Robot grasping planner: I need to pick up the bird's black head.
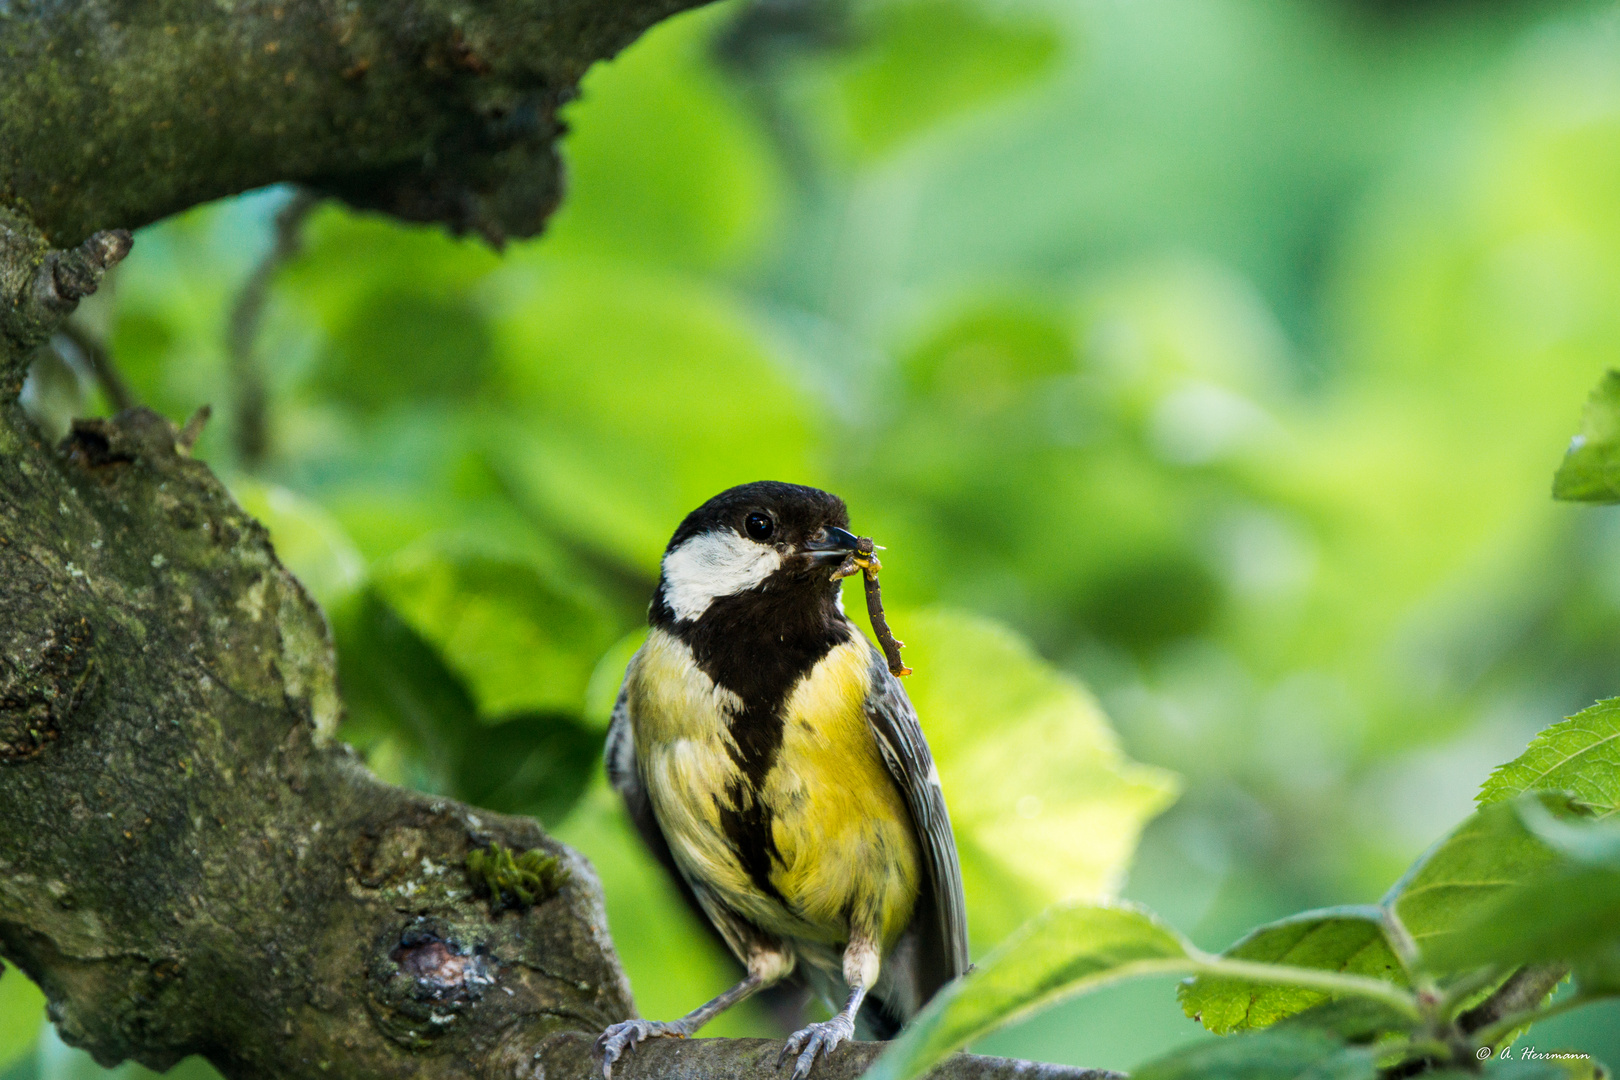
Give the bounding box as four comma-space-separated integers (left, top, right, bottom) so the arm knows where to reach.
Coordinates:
651, 481, 861, 628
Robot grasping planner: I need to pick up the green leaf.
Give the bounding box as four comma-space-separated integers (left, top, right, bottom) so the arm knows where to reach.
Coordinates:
541, 3, 781, 271
330, 589, 478, 792
487, 261, 821, 571
1180, 907, 1407, 1035
1426, 804, 1620, 974
1132, 1028, 1376, 1080
452, 712, 600, 826
893, 610, 1180, 947
1389, 797, 1570, 970
584, 630, 649, 732
0, 961, 44, 1073
1553, 371, 1620, 502
827, 0, 1062, 159
1275, 998, 1420, 1044
311, 287, 493, 414
333, 590, 601, 824
1480, 698, 1620, 817
372, 535, 621, 719
1428, 862, 1620, 973
1574, 940, 1620, 997
862, 903, 1194, 1080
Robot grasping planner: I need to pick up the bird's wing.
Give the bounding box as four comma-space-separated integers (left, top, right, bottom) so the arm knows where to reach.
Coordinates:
604, 679, 686, 885
863, 643, 971, 1007
604, 673, 785, 968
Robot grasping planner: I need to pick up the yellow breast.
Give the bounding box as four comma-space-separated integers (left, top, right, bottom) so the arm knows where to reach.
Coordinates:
627, 630, 920, 951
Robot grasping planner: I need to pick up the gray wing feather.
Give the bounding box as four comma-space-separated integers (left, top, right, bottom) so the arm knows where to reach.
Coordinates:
863, 643, 971, 1007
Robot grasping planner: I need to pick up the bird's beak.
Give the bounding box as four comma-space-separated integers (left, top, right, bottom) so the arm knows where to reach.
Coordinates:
803, 525, 862, 565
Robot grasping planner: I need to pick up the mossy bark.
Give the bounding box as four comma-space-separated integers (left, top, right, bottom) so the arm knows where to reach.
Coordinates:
0, 3, 1122, 1078
0, 0, 695, 247
0, 390, 636, 1078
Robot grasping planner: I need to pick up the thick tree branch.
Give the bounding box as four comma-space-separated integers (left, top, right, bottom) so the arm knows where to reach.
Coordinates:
0, 0, 701, 247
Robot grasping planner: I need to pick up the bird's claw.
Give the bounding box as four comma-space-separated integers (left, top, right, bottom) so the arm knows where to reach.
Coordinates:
778, 1015, 855, 1080
595, 1019, 687, 1079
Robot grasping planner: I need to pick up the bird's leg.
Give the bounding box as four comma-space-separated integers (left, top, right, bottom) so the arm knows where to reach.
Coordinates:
779, 934, 879, 1080
597, 947, 793, 1079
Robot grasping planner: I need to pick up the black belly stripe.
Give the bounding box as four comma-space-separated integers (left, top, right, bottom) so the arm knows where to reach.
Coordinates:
652, 569, 853, 901
716, 780, 786, 903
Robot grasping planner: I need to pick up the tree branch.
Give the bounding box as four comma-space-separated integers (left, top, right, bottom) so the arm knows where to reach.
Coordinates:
0, 0, 701, 247
1456, 965, 1569, 1039
227, 188, 319, 470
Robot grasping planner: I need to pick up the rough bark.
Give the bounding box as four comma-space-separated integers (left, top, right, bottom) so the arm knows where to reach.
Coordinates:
0, 0, 696, 247
0, 3, 1120, 1079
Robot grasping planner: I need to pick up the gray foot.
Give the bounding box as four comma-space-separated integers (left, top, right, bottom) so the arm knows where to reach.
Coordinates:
778, 1014, 856, 1080
595, 1018, 689, 1079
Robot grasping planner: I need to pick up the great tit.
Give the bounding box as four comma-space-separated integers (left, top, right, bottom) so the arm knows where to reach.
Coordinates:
598, 481, 969, 1079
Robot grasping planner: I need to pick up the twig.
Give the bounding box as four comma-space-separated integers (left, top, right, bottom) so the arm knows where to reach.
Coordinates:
1456, 964, 1568, 1037
227, 188, 317, 470
850, 537, 910, 676
177, 405, 211, 453
57, 319, 136, 413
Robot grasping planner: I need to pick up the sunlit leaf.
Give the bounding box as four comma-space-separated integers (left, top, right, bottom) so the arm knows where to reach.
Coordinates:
893, 609, 1179, 947
230, 479, 366, 607
1479, 698, 1620, 817
862, 903, 1193, 1080
1553, 371, 1620, 503
487, 262, 821, 570
373, 535, 622, 718
542, 3, 781, 270
1389, 797, 1569, 970
1180, 907, 1406, 1035
828, 0, 1062, 159
1428, 803, 1620, 974
0, 961, 44, 1074
584, 630, 649, 732
1131, 1028, 1376, 1080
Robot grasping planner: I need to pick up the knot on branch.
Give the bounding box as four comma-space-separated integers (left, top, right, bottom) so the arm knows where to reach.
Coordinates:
62, 409, 192, 471
370, 919, 500, 1048
1, 212, 130, 362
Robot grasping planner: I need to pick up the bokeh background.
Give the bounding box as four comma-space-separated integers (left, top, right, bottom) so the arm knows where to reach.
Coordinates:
8, 0, 1620, 1073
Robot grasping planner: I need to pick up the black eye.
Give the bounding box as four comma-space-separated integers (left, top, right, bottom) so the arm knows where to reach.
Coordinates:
745, 512, 774, 542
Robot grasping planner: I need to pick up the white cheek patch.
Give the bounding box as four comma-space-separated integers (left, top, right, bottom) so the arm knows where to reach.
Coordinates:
661, 529, 782, 622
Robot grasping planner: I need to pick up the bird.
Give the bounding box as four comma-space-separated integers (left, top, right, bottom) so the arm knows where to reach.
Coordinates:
597, 481, 969, 1080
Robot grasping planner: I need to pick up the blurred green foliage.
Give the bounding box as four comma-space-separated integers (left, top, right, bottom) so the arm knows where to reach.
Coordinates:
875, 769, 1620, 1080
16, 0, 1620, 1072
